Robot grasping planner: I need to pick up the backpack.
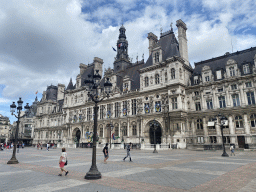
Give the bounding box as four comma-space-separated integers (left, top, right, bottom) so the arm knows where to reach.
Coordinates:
102, 147, 105, 153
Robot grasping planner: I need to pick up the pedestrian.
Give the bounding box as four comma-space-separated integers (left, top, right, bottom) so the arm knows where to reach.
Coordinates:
22, 143, 24, 149
41, 142, 43, 150
58, 147, 69, 176
123, 142, 133, 162
17, 142, 20, 153
103, 143, 109, 164
230, 145, 235, 156
47, 143, 49, 151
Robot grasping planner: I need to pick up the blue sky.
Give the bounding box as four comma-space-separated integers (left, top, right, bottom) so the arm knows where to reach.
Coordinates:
1, 0, 256, 123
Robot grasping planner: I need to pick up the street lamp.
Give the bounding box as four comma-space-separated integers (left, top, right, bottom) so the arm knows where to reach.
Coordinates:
213, 113, 229, 157
150, 119, 159, 153
7, 98, 30, 164
84, 70, 112, 180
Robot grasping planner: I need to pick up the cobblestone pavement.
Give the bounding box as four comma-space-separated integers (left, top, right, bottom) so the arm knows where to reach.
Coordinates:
1, 147, 256, 192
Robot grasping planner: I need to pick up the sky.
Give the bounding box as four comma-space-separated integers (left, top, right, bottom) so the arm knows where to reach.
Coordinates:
1, 0, 256, 123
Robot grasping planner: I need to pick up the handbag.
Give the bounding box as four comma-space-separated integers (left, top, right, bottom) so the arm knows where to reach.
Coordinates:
64, 158, 68, 166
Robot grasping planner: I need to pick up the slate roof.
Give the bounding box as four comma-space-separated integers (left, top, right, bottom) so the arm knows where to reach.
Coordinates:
81, 65, 94, 86
193, 47, 256, 76
46, 85, 57, 101
66, 78, 75, 90
143, 29, 180, 68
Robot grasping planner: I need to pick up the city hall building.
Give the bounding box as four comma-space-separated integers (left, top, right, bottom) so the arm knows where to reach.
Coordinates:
33, 19, 256, 149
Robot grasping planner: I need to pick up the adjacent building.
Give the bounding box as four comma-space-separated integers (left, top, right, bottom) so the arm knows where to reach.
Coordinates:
33, 19, 256, 149
0, 114, 11, 144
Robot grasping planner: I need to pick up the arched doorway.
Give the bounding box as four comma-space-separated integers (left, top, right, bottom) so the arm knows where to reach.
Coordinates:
149, 120, 162, 144
76, 129, 81, 143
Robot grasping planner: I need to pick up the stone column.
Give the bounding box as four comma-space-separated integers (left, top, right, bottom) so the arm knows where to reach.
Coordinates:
191, 119, 196, 144
216, 118, 222, 144
127, 120, 130, 137
203, 117, 208, 143
239, 84, 246, 105
228, 115, 236, 144
244, 114, 250, 135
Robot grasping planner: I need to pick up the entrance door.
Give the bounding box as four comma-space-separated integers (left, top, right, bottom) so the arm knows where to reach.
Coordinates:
76, 130, 81, 147
150, 125, 162, 144
237, 136, 245, 148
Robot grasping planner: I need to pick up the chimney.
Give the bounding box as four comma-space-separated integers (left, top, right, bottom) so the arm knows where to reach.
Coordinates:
147, 32, 158, 56
79, 63, 87, 75
176, 19, 189, 65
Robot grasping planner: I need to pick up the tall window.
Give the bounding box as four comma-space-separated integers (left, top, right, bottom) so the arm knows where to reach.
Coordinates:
232, 94, 240, 107
251, 114, 256, 127
99, 125, 103, 137
115, 125, 119, 136
107, 104, 111, 118
205, 76, 210, 82
144, 103, 150, 113
171, 68, 175, 79
196, 119, 203, 129
206, 100, 213, 109
155, 101, 161, 112
87, 108, 91, 121
123, 126, 127, 136
132, 99, 136, 115
194, 91, 199, 96
145, 77, 149, 87
246, 82, 252, 87
231, 84, 237, 90
155, 52, 159, 63
115, 102, 120, 118
235, 116, 243, 128
247, 92, 255, 105
172, 98, 177, 109
155, 74, 160, 84
243, 64, 250, 74
100, 105, 104, 119
194, 76, 199, 84
216, 70, 222, 79
219, 96, 226, 108
123, 101, 127, 116
195, 102, 201, 111
132, 125, 137, 135
230, 67, 235, 77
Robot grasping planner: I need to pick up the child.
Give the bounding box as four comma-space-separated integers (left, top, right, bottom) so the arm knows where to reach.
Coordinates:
58, 148, 69, 176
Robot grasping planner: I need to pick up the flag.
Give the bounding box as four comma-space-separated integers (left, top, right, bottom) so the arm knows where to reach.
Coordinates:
112, 133, 115, 140
35, 90, 38, 95
112, 47, 116, 51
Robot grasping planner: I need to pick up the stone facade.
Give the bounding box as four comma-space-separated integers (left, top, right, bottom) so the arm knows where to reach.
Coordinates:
33, 19, 256, 149
0, 114, 11, 144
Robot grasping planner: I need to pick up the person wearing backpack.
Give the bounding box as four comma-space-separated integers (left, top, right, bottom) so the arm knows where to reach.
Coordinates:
123, 142, 132, 162
58, 148, 69, 176
103, 143, 109, 164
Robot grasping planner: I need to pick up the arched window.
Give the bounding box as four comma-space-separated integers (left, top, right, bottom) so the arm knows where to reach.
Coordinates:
171, 68, 175, 79
132, 125, 137, 135
235, 116, 243, 128
251, 114, 256, 127
115, 124, 119, 136
145, 77, 149, 87
155, 74, 160, 84
196, 119, 203, 129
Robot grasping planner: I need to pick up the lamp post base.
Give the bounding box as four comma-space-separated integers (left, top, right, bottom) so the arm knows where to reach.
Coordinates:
84, 167, 102, 180
221, 152, 229, 157
7, 158, 19, 164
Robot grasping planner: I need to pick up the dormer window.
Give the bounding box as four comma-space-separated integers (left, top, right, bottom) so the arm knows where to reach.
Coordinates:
145, 77, 149, 87
205, 76, 210, 82
194, 76, 199, 85
123, 83, 129, 92
155, 52, 159, 63
230, 67, 235, 77
243, 64, 250, 74
216, 70, 222, 79
171, 68, 175, 79
155, 74, 160, 84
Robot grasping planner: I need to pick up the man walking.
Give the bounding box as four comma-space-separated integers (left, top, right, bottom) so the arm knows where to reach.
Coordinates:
123, 142, 132, 162
17, 142, 20, 153
103, 143, 109, 164
47, 143, 50, 151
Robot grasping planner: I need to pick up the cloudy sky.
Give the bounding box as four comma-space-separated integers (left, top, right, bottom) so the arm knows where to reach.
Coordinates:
1, 0, 256, 123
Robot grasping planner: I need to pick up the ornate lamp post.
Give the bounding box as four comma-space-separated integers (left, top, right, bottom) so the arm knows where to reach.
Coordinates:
7, 98, 30, 164
150, 119, 159, 153
84, 70, 112, 180
213, 113, 229, 157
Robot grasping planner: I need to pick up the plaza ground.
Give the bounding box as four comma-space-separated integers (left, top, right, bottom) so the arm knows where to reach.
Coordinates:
0, 147, 256, 192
